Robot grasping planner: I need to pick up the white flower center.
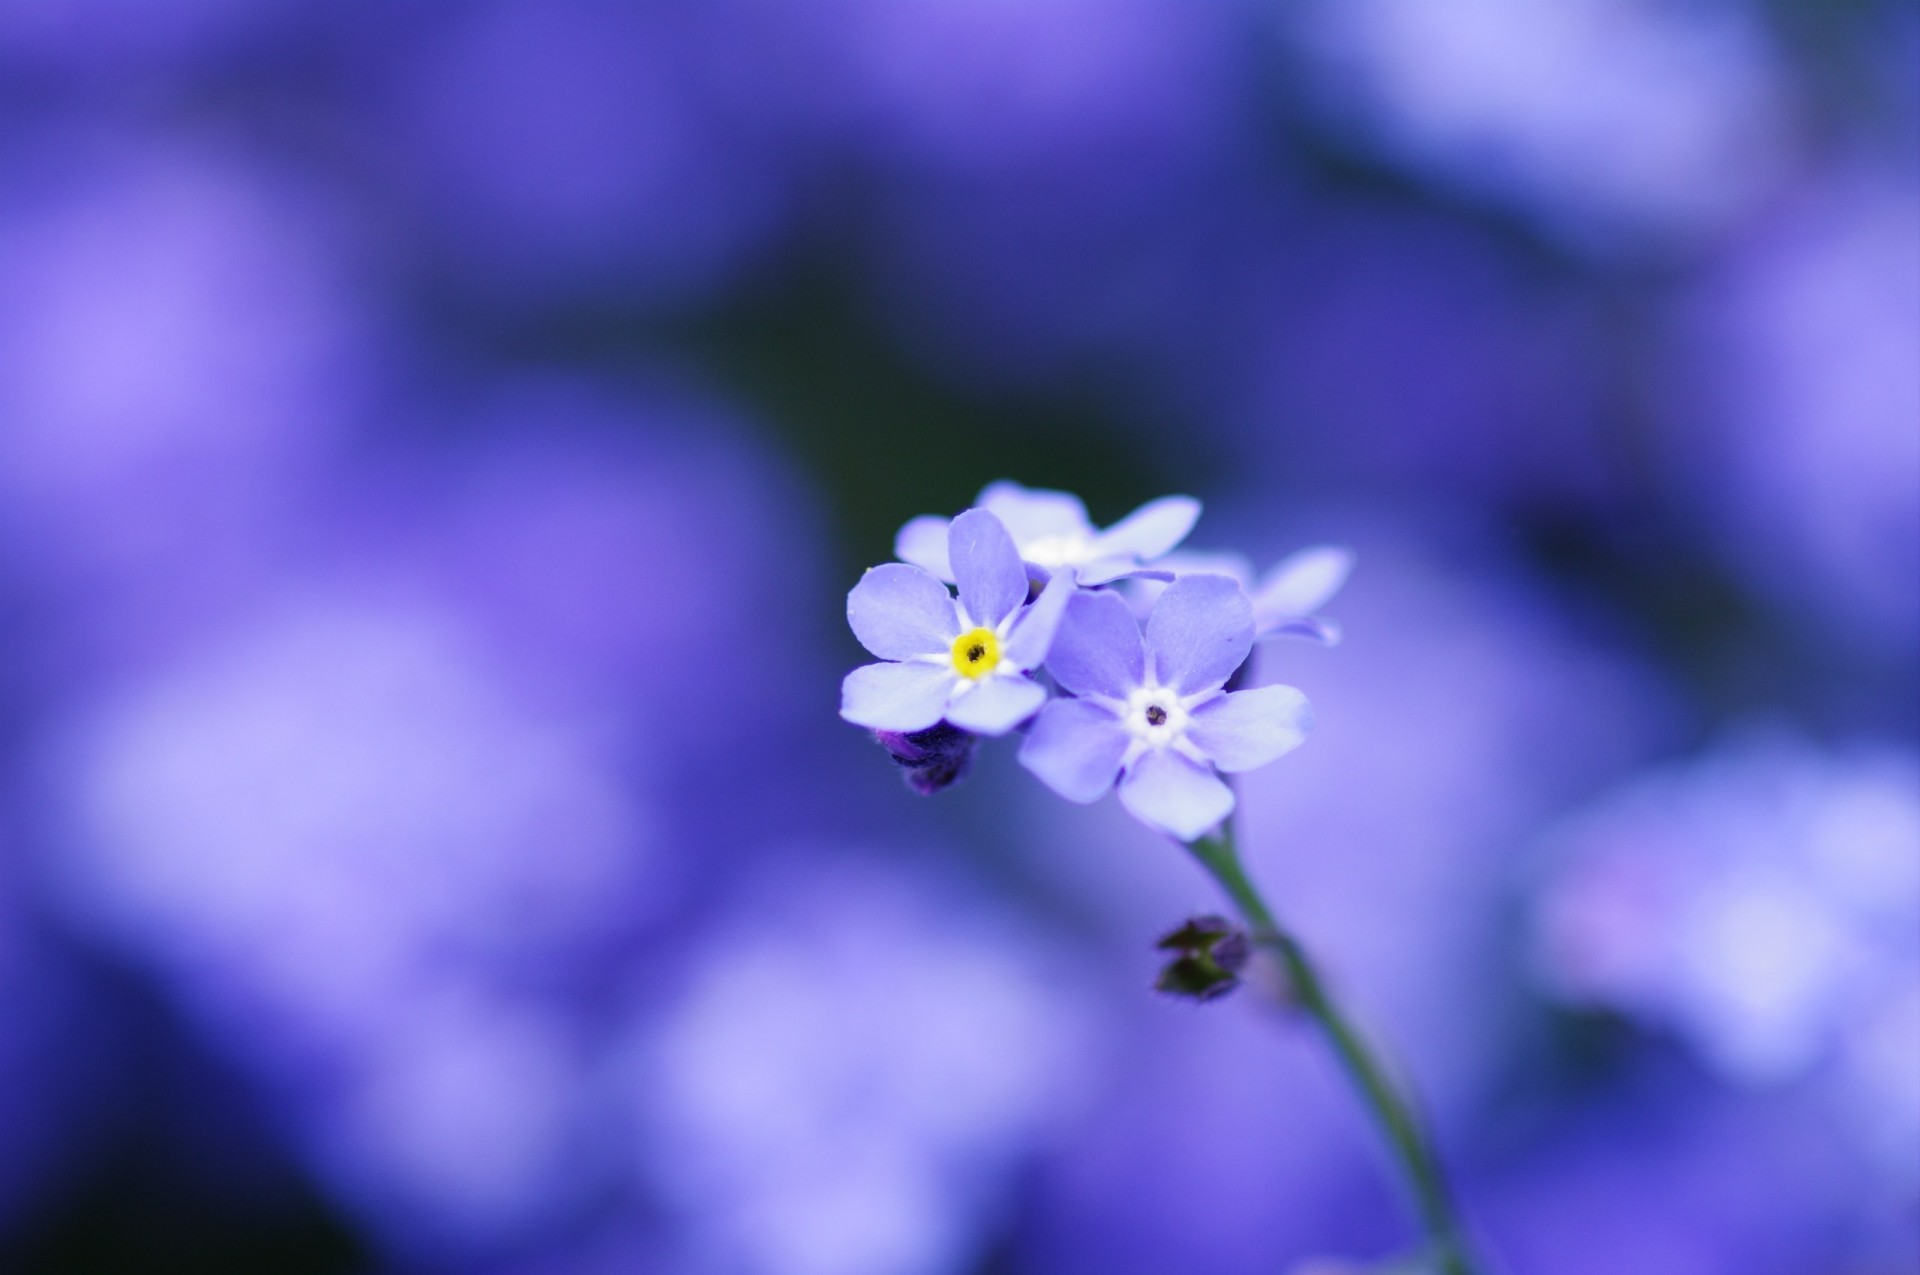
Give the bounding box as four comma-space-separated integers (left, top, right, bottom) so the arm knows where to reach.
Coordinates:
1124, 685, 1189, 748
1021, 531, 1096, 570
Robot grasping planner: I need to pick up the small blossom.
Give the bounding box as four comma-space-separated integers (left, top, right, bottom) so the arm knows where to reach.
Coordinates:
895, 480, 1200, 586
1251, 545, 1354, 646
1018, 574, 1312, 840
842, 508, 1073, 736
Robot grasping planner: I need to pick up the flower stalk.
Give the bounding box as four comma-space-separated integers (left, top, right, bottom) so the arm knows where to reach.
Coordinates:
1188, 816, 1482, 1275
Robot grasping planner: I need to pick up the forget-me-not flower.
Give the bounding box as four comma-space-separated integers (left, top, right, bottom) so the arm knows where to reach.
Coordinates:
843, 507, 1073, 736
1252, 545, 1354, 645
1019, 575, 1312, 840
895, 480, 1200, 586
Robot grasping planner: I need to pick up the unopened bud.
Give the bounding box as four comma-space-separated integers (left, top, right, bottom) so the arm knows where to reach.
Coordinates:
872, 722, 977, 795
1153, 914, 1251, 1002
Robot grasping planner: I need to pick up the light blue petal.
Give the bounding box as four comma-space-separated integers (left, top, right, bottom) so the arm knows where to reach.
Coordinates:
1000, 570, 1075, 669
839, 661, 954, 732
847, 563, 957, 660
1018, 699, 1129, 803
1091, 494, 1200, 563
1144, 573, 1254, 695
1255, 545, 1353, 617
945, 676, 1047, 736
1257, 616, 1343, 647
979, 481, 1093, 545
1074, 558, 1178, 587
1187, 685, 1312, 772
1157, 548, 1253, 583
894, 515, 955, 581
1045, 589, 1145, 699
1118, 750, 1235, 841
949, 508, 1027, 629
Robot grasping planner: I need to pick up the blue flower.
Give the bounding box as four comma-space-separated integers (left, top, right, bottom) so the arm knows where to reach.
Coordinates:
1252, 545, 1354, 645
895, 480, 1200, 586
842, 508, 1074, 736
1019, 574, 1312, 840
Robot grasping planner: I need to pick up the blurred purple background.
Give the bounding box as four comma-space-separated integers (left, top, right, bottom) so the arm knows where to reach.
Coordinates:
0, 2, 1914, 1273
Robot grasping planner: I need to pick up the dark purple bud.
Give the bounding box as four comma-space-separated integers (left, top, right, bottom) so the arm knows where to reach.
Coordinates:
872, 722, 977, 795
1153, 914, 1252, 1002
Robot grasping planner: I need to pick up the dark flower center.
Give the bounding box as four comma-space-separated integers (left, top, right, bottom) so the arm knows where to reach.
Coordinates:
966, 643, 986, 663
1145, 705, 1168, 727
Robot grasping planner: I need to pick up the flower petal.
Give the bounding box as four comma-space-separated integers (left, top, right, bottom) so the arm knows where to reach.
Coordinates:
1074, 559, 1176, 587
978, 481, 1093, 545
1254, 546, 1353, 619
944, 676, 1047, 736
1258, 616, 1343, 647
1158, 548, 1254, 583
840, 661, 954, 732
1187, 685, 1312, 772
1091, 494, 1200, 563
1045, 588, 1146, 699
1119, 750, 1235, 840
1144, 573, 1254, 695
847, 563, 957, 660
1000, 569, 1075, 669
1018, 698, 1129, 802
949, 507, 1027, 629
894, 515, 955, 581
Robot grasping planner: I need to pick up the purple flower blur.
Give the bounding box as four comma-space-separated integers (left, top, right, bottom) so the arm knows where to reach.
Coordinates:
1531, 732, 1920, 1170
843, 508, 1073, 736
895, 481, 1200, 586
627, 853, 1095, 1275
1280, 0, 1792, 251
1020, 576, 1311, 840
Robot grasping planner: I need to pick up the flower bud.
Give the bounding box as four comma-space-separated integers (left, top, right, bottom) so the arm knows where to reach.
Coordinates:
1153, 914, 1251, 1002
872, 722, 977, 795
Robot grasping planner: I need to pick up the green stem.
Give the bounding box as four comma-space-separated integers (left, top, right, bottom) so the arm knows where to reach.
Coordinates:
1189, 817, 1481, 1275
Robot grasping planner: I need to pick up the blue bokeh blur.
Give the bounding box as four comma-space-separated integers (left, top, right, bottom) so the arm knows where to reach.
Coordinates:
0, 2, 1914, 1273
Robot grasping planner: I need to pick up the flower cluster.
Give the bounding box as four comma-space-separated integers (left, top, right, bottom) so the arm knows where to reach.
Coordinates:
841, 482, 1344, 841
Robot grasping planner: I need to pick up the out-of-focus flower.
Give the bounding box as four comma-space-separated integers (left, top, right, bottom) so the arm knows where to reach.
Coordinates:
38, 595, 657, 1259
1530, 731, 1920, 1217
1663, 167, 1920, 657
627, 853, 1095, 1275
843, 509, 1073, 736
1279, 0, 1791, 250
1835, 979, 1920, 1200
366, 378, 825, 776
1020, 577, 1311, 839
895, 482, 1200, 586
1532, 732, 1919, 1087
25, 372, 839, 1264
0, 139, 369, 597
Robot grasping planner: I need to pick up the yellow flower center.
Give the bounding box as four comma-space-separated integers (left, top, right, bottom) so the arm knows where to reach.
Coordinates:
950, 626, 1002, 679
